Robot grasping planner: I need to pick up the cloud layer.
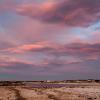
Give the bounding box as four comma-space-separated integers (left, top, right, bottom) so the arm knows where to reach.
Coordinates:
16, 0, 100, 27
0, 0, 100, 80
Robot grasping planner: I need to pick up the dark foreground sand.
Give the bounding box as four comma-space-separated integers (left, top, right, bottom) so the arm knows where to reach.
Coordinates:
0, 83, 100, 100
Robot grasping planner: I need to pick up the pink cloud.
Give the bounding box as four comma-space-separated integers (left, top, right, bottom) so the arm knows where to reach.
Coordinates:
1, 42, 100, 65
2, 42, 56, 53
0, 0, 17, 12
15, 0, 100, 27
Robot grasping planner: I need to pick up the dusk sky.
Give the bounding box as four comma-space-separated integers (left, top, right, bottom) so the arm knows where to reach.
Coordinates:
0, 0, 100, 80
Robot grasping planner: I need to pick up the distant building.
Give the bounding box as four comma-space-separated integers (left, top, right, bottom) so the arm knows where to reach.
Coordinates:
46, 80, 51, 82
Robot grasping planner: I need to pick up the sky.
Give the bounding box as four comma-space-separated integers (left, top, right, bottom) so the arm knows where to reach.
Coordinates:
0, 0, 100, 80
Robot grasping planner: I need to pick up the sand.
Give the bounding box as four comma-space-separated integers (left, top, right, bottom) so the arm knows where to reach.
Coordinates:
0, 83, 100, 100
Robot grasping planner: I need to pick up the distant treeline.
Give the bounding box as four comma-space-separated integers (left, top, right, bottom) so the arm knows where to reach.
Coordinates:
0, 81, 24, 86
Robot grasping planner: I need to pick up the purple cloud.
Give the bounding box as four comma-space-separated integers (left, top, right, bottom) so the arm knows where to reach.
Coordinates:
16, 0, 100, 27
